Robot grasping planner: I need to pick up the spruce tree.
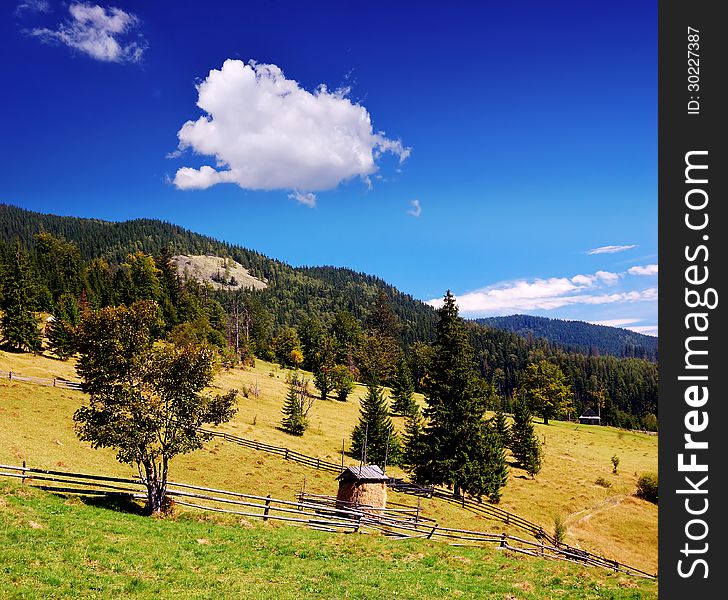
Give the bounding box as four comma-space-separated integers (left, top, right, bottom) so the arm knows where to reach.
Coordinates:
281, 372, 313, 436
390, 356, 416, 416
402, 406, 427, 471
510, 399, 543, 478
491, 406, 511, 448
415, 291, 507, 502
351, 381, 401, 467
0, 242, 41, 352
47, 293, 81, 360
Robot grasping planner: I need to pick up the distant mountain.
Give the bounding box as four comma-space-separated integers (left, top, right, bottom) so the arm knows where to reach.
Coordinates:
474, 315, 657, 361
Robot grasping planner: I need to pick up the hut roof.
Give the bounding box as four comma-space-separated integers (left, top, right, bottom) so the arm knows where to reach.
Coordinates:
579, 408, 600, 419
337, 465, 388, 482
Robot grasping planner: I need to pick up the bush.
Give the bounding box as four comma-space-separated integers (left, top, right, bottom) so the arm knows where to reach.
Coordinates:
595, 476, 611, 488
554, 515, 566, 545
636, 472, 658, 503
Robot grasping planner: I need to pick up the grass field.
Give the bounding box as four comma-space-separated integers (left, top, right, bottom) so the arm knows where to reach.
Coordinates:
0, 349, 658, 574
0, 482, 656, 599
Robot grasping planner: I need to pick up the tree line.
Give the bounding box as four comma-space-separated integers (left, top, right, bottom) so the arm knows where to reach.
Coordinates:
0, 203, 658, 430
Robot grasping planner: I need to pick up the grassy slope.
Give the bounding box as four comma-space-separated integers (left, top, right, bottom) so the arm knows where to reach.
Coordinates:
0, 482, 656, 599
0, 350, 657, 574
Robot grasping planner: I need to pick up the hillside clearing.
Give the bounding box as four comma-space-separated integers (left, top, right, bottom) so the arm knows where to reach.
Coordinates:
0, 350, 657, 573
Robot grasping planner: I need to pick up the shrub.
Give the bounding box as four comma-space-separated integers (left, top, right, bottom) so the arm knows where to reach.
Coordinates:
554, 515, 566, 545
595, 476, 611, 488
611, 455, 620, 474
636, 472, 658, 503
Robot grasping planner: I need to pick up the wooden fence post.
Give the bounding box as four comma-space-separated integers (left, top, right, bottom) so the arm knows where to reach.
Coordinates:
415, 497, 420, 524
8, 371, 11, 381
263, 495, 271, 521
427, 525, 437, 539
284, 448, 289, 460
500, 533, 506, 548
21, 460, 26, 485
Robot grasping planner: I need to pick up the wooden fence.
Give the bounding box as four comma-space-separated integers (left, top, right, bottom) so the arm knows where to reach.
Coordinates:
1, 370, 82, 391
0, 464, 656, 579
2, 369, 654, 576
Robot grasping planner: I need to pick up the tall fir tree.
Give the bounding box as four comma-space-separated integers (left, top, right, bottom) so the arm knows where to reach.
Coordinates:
0, 241, 41, 352
414, 291, 507, 502
390, 356, 417, 416
510, 398, 543, 478
350, 381, 401, 467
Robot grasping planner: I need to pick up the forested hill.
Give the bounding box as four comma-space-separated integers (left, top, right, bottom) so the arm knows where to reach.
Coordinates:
0, 203, 658, 429
0, 203, 436, 346
475, 315, 658, 361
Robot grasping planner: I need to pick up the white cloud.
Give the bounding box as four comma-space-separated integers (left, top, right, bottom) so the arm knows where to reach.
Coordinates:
408, 199, 422, 217
587, 244, 637, 255
288, 191, 317, 208
626, 325, 658, 337
588, 318, 641, 328
30, 3, 145, 63
628, 264, 658, 276
172, 59, 410, 199
595, 270, 622, 285
427, 266, 657, 313
15, 0, 50, 15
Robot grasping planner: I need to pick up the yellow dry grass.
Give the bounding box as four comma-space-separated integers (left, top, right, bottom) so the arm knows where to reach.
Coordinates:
0, 349, 657, 573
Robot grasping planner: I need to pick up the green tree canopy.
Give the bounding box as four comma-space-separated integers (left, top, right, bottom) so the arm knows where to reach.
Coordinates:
519, 359, 573, 425
0, 241, 41, 352
73, 301, 237, 514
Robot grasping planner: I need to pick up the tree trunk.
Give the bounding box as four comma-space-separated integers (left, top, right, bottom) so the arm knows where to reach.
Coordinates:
141, 458, 168, 515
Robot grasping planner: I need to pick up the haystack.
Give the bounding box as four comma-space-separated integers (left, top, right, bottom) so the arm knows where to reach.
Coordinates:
336, 465, 388, 510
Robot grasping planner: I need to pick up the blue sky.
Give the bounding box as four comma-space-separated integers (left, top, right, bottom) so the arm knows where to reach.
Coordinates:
2, 1, 657, 335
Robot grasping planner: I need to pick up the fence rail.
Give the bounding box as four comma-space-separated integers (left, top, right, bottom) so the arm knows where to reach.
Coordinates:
0, 464, 655, 579
2, 369, 655, 578
1, 370, 82, 390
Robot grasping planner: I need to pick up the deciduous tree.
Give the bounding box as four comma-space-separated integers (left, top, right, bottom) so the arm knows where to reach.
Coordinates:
73, 301, 237, 514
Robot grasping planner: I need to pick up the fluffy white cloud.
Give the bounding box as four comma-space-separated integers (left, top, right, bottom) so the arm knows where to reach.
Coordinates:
628, 264, 658, 276
408, 199, 422, 217
587, 244, 637, 255
172, 59, 410, 198
427, 266, 657, 313
30, 3, 145, 63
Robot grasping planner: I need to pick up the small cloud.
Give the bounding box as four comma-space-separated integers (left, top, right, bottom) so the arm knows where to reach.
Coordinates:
288, 191, 317, 208
587, 244, 638, 255
172, 59, 410, 200
407, 199, 422, 217
29, 3, 146, 64
595, 270, 622, 286
588, 318, 641, 328
626, 325, 658, 337
628, 264, 658, 276
15, 0, 50, 15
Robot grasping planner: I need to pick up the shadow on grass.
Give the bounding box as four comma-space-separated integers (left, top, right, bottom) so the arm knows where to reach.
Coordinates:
79, 493, 148, 516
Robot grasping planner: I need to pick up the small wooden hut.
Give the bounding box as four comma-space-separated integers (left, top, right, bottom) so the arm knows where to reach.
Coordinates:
579, 407, 601, 425
336, 465, 388, 510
